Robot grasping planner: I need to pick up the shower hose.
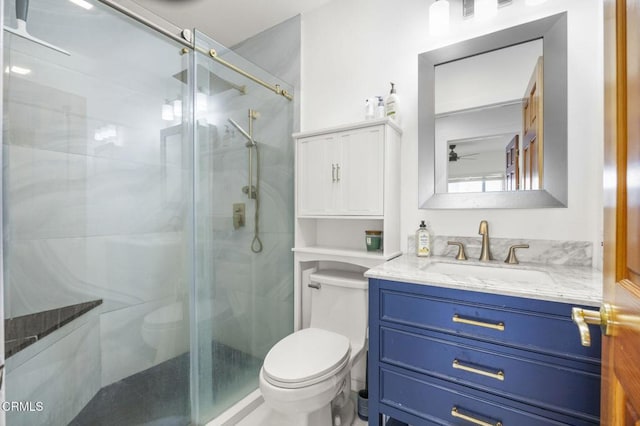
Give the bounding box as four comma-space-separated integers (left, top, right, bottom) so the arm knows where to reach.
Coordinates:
251, 144, 263, 253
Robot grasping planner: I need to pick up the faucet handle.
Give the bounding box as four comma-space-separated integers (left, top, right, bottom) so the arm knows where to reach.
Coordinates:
447, 241, 468, 260
504, 244, 529, 264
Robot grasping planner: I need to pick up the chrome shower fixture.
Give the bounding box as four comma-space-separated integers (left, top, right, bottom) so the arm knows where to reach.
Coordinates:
228, 109, 263, 253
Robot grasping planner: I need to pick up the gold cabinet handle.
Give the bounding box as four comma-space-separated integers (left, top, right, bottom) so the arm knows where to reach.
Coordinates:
451, 406, 502, 426
571, 304, 612, 347
452, 359, 504, 381
452, 314, 505, 331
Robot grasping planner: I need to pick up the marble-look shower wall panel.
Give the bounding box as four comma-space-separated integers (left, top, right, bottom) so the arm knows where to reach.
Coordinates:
5, 145, 89, 241
6, 238, 90, 318
232, 15, 301, 133
83, 156, 186, 237
6, 313, 101, 426
6, 232, 185, 318
210, 233, 293, 357
6, 145, 187, 241
100, 298, 187, 387
4, 75, 89, 157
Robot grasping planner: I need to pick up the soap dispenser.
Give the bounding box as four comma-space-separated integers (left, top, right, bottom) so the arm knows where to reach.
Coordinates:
385, 82, 400, 123
376, 96, 385, 119
416, 220, 431, 257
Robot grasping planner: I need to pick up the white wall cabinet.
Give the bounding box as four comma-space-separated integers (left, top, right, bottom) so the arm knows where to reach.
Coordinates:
297, 126, 384, 216
292, 118, 402, 334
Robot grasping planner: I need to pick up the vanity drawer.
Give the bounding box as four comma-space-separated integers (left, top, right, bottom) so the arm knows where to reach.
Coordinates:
380, 327, 600, 420
379, 285, 601, 361
380, 367, 596, 426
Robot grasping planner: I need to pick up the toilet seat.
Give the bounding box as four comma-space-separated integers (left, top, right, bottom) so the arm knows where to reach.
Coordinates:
263, 328, 351, 389
143, 302, 183, 330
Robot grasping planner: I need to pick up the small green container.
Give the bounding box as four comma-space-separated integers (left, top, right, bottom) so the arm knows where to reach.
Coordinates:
365, 230, 382, 251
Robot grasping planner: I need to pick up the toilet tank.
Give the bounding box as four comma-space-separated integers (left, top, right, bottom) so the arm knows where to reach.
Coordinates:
308, 269, 368, 350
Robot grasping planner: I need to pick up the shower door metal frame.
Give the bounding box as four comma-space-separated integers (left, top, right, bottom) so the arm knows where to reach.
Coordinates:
97, 0, 293, 101
0, 0, 7, 423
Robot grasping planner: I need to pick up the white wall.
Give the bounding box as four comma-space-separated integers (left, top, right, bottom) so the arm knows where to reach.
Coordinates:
301, 0, 604, 264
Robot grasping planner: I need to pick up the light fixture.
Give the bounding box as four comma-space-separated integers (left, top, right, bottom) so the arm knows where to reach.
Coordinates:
475, 0, 498, 20
162, 101, 174, 121
429, 0, 450, 36
68, 0, 93, 10
525, 0, 548, 5
172, 99, 183, 118
6, 65, 32, 75
196, 92, 208, 113
94, 124, 118, 142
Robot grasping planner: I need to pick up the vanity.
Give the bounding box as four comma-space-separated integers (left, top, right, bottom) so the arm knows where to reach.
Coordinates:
365, 256, 602, 426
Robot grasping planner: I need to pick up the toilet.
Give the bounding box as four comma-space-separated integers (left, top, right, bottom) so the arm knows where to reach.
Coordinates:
259, 269, 368, 426
141, 301, 189, 364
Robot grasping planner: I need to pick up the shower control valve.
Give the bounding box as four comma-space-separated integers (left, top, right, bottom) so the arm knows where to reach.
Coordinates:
233, 203, 245, 229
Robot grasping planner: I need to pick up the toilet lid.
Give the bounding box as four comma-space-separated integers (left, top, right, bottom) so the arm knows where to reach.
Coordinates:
263, 328, 350, 387
145, 302, 183, 326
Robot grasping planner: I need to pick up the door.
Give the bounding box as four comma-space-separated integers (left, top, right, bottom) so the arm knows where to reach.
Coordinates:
505, 134, 519, 191
601, 0, 640, 423
522, 56, 543, 190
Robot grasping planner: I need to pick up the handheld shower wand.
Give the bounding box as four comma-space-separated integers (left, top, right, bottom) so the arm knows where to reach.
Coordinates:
228, 110, 263, 253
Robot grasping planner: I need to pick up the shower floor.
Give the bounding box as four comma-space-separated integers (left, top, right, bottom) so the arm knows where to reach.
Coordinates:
70, 341, 262, 426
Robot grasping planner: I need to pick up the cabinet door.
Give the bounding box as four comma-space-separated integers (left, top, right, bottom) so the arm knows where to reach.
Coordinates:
297, 134, 338, 215
338, 126, 384, 215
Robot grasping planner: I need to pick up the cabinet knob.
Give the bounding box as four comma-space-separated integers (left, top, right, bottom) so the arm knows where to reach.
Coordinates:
571, 304, 613, 347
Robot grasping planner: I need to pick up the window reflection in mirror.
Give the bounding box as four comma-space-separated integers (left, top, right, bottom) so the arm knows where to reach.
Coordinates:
434, 39, 543, 194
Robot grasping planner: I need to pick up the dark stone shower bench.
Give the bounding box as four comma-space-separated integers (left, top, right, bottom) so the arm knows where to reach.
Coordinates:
4, 299, 102, 358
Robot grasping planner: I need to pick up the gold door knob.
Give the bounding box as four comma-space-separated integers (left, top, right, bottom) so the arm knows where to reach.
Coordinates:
571, 304, 613, 347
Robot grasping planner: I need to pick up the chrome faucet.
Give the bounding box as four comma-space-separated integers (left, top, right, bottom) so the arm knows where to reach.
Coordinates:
478, 220, 492, 261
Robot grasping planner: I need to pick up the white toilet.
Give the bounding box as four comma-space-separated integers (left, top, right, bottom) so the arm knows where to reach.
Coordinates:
259, 269, 368, 426
141, 301, 189, 363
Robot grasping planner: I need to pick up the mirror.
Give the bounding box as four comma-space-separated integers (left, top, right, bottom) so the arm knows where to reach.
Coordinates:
419, 13, 567, 209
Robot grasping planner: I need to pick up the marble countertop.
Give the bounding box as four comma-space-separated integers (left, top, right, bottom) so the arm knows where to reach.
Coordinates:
364, 255, 602, 307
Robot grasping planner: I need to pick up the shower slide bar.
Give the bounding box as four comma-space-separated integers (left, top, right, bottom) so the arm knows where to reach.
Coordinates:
97, 0, 293, 101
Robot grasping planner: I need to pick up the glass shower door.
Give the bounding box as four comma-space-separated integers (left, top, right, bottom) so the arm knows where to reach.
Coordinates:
191, 30, 294, 423
2, 0, 192, 424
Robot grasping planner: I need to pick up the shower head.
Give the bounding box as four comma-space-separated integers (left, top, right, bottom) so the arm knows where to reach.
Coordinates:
228, 118, 255, 147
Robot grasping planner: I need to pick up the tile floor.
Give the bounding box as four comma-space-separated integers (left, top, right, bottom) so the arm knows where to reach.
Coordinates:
236, 391, 368, 426
71, 341, 261, 425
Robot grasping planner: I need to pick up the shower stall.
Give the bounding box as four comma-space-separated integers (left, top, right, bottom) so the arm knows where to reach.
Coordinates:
1, 0, 294, 424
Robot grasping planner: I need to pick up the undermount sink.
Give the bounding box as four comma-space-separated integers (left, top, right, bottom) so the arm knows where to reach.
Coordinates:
421, 261, 554, 285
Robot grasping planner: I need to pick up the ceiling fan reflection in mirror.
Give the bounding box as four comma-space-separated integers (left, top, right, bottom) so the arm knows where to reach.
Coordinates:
449, 144, 478, 162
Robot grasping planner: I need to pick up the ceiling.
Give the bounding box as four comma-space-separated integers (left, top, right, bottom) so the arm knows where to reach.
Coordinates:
131, 0, 333, 47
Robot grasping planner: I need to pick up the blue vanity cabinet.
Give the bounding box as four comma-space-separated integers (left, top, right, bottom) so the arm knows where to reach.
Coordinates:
368, 278, 601, 426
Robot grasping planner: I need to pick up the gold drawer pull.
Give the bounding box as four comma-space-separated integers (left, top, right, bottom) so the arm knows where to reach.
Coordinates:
451, 406, 503, 426
452, 359, 505, 381
452, 314, 505, 331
